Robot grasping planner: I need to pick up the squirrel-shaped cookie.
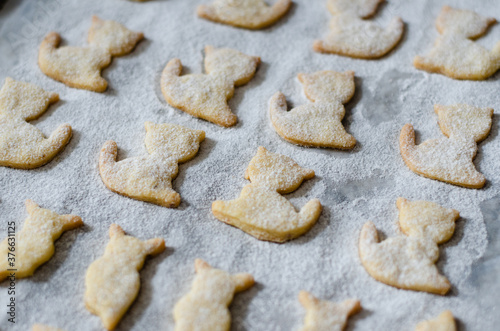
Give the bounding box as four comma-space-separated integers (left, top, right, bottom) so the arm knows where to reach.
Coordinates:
414, 6, 500, 80
39, 16, 143, 92
197, 0, 292, 30
270, 70, 356, 149
314, 0, 404, 58
161, 46, 260, 127
400, 104, 493, 189
298, 291, 361, 331
99, 122, 205, 208
0, 200, 82, 281
415, 310, 456, 331
174, 259, 254, 331
85, 224, 165, 330
0, 78, 72, 169
212, 146, 322, 243
359, 198, 460, 295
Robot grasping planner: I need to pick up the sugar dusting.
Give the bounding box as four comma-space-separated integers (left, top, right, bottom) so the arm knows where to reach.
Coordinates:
0, 0, 499, 330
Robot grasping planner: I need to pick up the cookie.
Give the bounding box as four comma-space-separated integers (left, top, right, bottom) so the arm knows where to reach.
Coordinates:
270, 70, 356, 149
161, 46, 260, 127
0, 200, 82, 281
85, 224, 165, 330
39, 16, 143, 92
358, 198, 460, 295
0, 78, 72, 169
32, 325, 65, 331
197, 0, 292, 30
414, 6, 500, 80
298, 291, 361, 331
99, 122, 205, 208
212, 146, 322, 243
415, 310, 456, 331
400, 104, 493, 189
174, 259, 254, 331
314, 0, 404, 59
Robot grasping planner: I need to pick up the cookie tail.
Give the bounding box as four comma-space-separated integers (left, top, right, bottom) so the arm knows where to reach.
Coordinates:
144, 238, 166, 256
60, 214, 83, 231
267, 0, 292, 25
359, 221, 379, 248
161, 58, 182, 81
399, 124, 416, 163
196, 4, 216, 21
493, 41, 500, 59
99, 140, 118, 176
299, 199, 322, 228
40, 32, 61, 52
269, 91, 288, 119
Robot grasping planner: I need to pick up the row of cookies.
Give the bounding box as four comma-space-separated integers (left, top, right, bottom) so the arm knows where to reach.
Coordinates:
3, 198, 459, 330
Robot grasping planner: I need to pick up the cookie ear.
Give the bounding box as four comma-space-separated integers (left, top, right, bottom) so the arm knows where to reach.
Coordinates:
25, 199, 39, 214
298, 291, 319, 308
109, 224, 125, 239
396, 197, 409, 210
194, 258, 211, 272
233, 273, 254, 292
145, 121, 155, 132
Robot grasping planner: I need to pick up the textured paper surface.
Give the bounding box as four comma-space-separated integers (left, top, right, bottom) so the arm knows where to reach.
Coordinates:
0, 0, 499, 330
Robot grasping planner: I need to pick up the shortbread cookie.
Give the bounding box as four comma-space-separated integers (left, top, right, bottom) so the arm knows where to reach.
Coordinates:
400, 104, 493, 188
39, 16, 143, 92
359, 198, 459, 295
270, 70, 356, 149
161, 46, 260, 127
174, 259, 254, 331
298, 291, 361, 331
99, 122, 205, 208
85, 224, 165, 330
33, 325, 65, 331
0, 78, 72, 169
314, 0, 404, 58
212, 146, 322, 243
0, 200, 82, 281
197, 0, 292, 29
415, 310, 456, 331
414, 6, 500, 80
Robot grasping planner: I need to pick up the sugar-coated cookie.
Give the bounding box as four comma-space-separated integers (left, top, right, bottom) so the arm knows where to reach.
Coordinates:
99, 122, 205, 208
39, 16, 143, 92
0, 78, 72, 169
161, 46, 260, 127
298, 291, 361, 331
212, 146, 322, 243
270, 70, 356, 149
174, 259, 254, 331
0, 200, 82, 281
359, 198, 460, 295
414, 6, 500, 80
85, 224, 165, 330
197, 0, 292, 29
415, 310, 456, 331
32, 325, 65, 331
314, 0, 404, 58
400, 104, 493, 189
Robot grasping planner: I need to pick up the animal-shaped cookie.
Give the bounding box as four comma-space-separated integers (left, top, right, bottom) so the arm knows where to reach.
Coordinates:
0, 200, 82, 281
415, 310, 456, 331
212, 146, 322, 243
32, 325, 65, 331
0, 78, 72, 169
161, 46, 260, 127
85, 224, 165, 330
197, 0, 292, 30
99, 122, 205, 208
270, 70, 356, 149
358, 198, 460, 295
400, 104, 493, 189
174, 259, 254, 331
298, 291, 361, 331
314, 0, 404, 58
39, 16, 143, 92
414, 6, 500, 80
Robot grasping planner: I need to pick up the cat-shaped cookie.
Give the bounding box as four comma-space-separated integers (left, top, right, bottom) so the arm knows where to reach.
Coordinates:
415, 310, 456, 331
0, 78, 72, 169
197, 0, 292, 29
270, 70, 356, 149
298, 291, 361, 331
174, 259, 254, 331
85, 224, 165, 330
99, 122, 205, 208
414, 6, 500, 80
400, 104, 493, 189
359, 198, 459, 295
314, 0, 404, 58
0, 200, 82, 281
39, 16, 143, 92
161, 46, 260, 127
212, 146, 322, 243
